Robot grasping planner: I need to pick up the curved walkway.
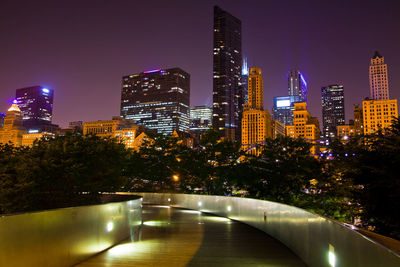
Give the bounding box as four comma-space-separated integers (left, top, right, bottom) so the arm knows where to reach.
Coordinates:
76, 205, 306, 266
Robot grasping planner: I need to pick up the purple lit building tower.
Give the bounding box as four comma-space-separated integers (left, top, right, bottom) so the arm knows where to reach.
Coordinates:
15, 86, 58, 133
288, 69, 307, 103
120, 67, 190, 134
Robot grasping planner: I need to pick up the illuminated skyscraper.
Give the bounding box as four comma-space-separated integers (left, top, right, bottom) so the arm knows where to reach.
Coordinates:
321, 85, 345, 138
120, 68, 190, 134
15, 86, 57, 132
0, 101, 26, 146
369, 51, 389, 100
190, 106, 212, 134
212, 6, 243, 141
241, 68, 272, 155
272, 96, 300, 126
286, 103, 320, 155
288, 69, 307, 103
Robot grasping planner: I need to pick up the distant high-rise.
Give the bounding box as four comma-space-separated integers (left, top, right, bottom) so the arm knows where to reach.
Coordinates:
321, 85, 345, 138
0, 102, 26, 146
212, 6, 243, 141
241, 68, 272, 155
272, 95, 300, 126
286, 102, 320, 155
190, 106, 212, 134
369, 51, 389, 100
288, 69, 307, 102
353, 104, 363, 136
15, 86, 56, 132
120, 67, 190, 134
0, 113, 5, 128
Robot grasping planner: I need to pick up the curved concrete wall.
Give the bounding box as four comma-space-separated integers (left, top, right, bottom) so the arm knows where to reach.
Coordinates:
139, 193, 400, 267
0, 198, 142, 267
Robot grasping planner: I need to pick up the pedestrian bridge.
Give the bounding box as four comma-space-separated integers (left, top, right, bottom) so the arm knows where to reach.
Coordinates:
1, 193, 399, 266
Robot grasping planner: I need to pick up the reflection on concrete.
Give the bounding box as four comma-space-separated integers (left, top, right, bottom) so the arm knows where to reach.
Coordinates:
78, 205, 305, 266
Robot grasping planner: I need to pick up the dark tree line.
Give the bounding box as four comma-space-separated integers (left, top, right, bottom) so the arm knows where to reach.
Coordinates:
0, 119, 399, 239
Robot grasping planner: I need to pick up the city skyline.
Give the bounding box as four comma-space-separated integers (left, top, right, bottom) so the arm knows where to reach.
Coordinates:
1, 0, 399, 127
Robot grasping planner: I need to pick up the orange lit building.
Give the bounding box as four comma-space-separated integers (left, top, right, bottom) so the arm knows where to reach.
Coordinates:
337, 124, 355, 142
22, 132, 55, 147
362, 98, 398, 135
286, 102, 320, 154
83, 117, 143, 149
0, 102, 27, 146
241, 68, 272, 155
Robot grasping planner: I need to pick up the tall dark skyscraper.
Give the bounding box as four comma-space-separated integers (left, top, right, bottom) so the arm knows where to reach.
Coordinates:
212, 6, 243, 141
15, 86, 57, 132
288, 69, 307, 102
321, 85, 345, 138
120, 67, 190, 134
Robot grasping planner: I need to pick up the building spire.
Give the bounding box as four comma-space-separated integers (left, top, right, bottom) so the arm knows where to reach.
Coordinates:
372, 50, 382, 59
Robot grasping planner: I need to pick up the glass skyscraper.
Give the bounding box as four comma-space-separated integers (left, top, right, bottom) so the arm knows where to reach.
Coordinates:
321, 85, 345, 138
120, 67, 190, 135
212, 6, 243, 141
15, 86, 56, 132
190, 106, 212, 133
272, 96, 300, 126
288, 69, 307, 102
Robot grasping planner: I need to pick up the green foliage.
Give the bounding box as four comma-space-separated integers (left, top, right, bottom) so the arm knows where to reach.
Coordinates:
2, 119, 400, 240
0, 133, 129, 214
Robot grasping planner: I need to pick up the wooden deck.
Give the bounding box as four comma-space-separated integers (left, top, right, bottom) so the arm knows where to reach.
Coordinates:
76, 205, 306, 266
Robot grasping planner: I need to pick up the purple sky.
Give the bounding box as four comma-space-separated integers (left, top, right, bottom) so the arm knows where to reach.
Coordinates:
1, 0, 399, 127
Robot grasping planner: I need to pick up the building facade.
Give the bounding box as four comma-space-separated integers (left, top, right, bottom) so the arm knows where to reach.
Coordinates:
15, 86, 58, 132
337, 124, 355, 142
272, 120, 286, 138
286, 102, 320, 155
0, 113, 5, 128
353, 104, 363, 136
241, 68, 272, 155
212, 6, 243, 141
362, 99, 398, 135
22, 132, 55, 147
190, 106, 212, 133
369, 51, 389, 100
288, 69, 307, 103
0, 102, 26, 146
120, 68, 190, 135
321, 85, 345, 138
272, 95, 301, 126
83, 117, 143, 149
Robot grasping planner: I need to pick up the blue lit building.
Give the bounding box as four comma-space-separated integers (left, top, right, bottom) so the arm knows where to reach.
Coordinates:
272, 96, 300, 126
15, 86, 58, 133
120, 68, 190, 135
288, 69, 307, 103
0, 113, 5, 128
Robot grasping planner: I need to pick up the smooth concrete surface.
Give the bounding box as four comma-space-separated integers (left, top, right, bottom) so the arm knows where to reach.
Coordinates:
137, 193, 400, 267
78, 205, 306, 266
0, 198, 142, 267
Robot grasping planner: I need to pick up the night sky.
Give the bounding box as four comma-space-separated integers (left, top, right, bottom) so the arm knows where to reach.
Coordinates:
1, 0, 399, 127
